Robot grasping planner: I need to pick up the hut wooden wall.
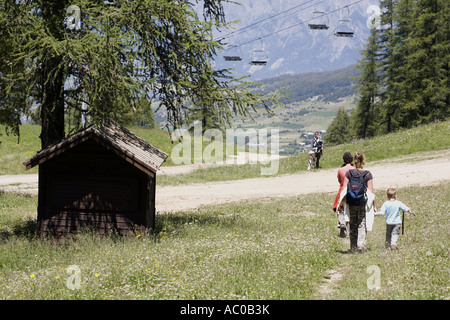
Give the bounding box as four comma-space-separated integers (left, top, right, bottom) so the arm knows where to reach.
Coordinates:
37, 139, 155, 235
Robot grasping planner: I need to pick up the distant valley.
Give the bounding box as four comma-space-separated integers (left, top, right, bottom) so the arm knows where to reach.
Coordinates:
154, 65, 361, 155
237, 64, 360, 154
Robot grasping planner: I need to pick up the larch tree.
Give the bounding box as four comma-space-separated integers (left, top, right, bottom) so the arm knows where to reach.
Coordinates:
0, 0, 283, 148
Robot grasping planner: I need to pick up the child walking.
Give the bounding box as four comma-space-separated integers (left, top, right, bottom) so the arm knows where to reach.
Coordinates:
376, 188, 413, 250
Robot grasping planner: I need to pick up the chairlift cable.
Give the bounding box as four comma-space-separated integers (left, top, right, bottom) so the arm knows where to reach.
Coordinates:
214, 0, 328, 42
239, 0, 363, 46
235, 0, 363, 47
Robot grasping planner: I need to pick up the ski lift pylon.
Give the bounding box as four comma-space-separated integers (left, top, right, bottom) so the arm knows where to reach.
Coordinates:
334, 6, 355, 37
250, 38, 268, 66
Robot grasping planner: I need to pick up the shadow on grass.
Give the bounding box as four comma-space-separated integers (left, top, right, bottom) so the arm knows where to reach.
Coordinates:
0, 211, 239, 242
0, 218, 38, 241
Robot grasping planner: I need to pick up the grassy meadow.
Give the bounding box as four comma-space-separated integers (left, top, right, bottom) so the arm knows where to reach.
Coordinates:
0, 120, 449, 300
0, 183, 448, 300
0, 125, 42, 175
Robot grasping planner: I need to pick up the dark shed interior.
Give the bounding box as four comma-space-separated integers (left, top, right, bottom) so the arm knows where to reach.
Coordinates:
23, 123, 168, 235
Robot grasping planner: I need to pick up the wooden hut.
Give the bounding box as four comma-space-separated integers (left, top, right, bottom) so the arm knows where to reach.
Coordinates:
23, 123, 168, 235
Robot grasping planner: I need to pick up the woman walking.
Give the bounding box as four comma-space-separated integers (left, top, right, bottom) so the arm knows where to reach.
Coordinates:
333, 152, 355, 237
341, 152, 375, 252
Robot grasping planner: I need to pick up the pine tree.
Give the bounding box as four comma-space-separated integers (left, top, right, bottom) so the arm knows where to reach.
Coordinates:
187, 103, 225, 134
401, 0, 450, 125
353, 27, 381, 138
377, 0, 402, 133
355, 0, 449, 137
325, 106, 352, 146
0, 4, 27, 141
384, 0, 415, 130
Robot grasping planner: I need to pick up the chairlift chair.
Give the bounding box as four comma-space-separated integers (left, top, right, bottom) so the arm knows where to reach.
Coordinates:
335, 31, 354, 37
308, 23, 329, 30
250, 49, 268, 65
334, 6, 355, 37
334, 19, 354, 37
308, 10, 329, 30
223, 44, 243, 61
250, 38, 268, 66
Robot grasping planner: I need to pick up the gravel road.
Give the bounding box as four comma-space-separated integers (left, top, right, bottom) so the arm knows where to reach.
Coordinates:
1, 150, 449, 213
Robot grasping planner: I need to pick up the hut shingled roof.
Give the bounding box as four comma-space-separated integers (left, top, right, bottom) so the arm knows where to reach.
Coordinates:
24, 122, 168, 175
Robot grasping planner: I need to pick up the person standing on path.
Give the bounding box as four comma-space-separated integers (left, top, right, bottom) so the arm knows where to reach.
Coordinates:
307, 131, 323, 170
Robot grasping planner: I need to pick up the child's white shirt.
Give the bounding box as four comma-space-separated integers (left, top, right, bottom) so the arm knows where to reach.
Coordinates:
376, 199, 410, 225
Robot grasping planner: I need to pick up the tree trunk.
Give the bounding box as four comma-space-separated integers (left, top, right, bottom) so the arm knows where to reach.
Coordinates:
39, 2, 67, 148
40, 55, 65, 148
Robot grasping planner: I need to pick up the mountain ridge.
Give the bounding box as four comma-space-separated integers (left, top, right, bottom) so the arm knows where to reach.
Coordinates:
211, 0, 380, 80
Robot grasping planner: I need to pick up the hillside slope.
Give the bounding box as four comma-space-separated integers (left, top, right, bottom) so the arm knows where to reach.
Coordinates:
258, 64, 360, 103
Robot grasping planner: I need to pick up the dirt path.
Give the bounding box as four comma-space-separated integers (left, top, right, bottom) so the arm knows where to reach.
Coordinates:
155, 150, 450, 212
1, 150, 449, 213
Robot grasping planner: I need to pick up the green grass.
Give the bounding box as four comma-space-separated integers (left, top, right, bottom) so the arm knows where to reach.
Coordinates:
0, 182, 448, 300
0, 125, 41, 175
327, 183, 450, 300
1, 120, 449, 183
